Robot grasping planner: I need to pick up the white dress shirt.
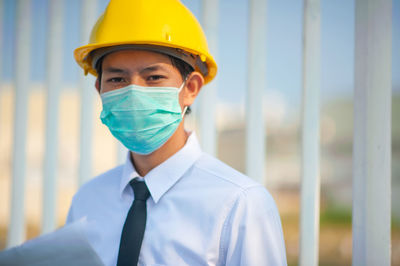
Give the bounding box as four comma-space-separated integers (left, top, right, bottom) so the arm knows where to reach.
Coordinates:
66, 133, 287, 266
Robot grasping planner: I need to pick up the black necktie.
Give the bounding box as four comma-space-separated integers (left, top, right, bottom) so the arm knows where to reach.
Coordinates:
117, 179, 150, 266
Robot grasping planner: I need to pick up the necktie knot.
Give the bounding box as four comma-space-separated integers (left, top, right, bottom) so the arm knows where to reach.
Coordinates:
130, 179, 150, 201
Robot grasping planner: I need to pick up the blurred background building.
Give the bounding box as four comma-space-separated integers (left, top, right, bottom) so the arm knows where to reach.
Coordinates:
0, 0, 399, 265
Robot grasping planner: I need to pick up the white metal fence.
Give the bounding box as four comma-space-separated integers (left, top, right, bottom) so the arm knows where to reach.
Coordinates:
0, 0, 393, 265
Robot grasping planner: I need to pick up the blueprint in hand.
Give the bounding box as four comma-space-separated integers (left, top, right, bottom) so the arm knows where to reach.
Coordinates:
0, 218, 104, 266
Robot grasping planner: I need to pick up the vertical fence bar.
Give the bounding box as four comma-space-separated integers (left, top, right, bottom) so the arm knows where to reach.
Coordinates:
299, 0, 321, 265
246, 0, 267, 183
353, 1, 392, 265
198, 0, 218, 156
0, 0, 3, 131
42, 0, 63, 234
0, 0, 3, 84
78, 0, 98, 186
7, 0, 31, 247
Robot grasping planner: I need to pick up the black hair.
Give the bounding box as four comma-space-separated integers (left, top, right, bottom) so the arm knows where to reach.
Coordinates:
167, 55, 194, 115
95, 54, 194, 115
167, 55, 194, 81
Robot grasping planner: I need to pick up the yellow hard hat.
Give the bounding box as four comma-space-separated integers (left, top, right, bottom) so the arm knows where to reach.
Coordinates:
74, 0, 217, 84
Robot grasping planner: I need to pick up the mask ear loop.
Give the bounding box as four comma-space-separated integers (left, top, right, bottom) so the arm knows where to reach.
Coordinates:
178, 76, 188, 92
181, 106, 188, 118
179, 76, 189, 118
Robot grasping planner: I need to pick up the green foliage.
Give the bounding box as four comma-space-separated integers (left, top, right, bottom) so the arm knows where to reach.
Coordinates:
320, 206, 352, 226
320, 205, 400, 230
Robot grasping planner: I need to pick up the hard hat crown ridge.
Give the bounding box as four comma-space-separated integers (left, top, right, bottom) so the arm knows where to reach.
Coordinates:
74, 0, 217, 84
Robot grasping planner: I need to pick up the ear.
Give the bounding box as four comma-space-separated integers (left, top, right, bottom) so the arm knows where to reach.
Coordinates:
182, 72, 204, 107
95, 78, 101, 94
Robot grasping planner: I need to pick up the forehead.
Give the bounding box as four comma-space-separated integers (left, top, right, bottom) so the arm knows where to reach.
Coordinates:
101, 49, 173, 69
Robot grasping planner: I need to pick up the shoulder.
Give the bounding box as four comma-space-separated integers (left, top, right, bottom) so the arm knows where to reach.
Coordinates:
190, 153, 277, 208
197, 155, 286, 264
67, 164, 125, 223
193, 153, 262, 190
72, 164, 124, 202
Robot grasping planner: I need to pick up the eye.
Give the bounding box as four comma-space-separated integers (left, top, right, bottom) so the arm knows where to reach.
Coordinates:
147, 75, 165, 82
106, 77, 125, 83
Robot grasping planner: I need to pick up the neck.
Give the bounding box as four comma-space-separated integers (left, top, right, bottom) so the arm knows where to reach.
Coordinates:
130, 124, 188, 177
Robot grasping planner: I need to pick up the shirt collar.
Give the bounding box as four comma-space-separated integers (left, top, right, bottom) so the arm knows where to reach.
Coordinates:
119, 132, 203, 203
120, 152, 140, 198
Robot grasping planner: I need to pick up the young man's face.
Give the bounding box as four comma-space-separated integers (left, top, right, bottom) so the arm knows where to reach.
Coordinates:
95, 49, 204, 114
99, 49, 184, 93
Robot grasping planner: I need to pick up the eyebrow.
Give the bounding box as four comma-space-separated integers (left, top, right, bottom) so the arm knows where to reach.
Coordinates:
102, 67, 129, 74
103, 64, 169, 75
139, 64, 168, 74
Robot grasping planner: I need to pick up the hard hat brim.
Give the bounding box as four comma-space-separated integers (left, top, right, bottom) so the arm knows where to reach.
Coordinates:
74, 41, 217, 85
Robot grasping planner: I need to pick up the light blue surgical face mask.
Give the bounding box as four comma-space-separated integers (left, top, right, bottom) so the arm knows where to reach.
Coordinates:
100, 82, 187, 155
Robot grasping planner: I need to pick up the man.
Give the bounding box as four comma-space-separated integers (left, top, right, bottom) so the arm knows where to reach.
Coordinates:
67, 0, 287, 265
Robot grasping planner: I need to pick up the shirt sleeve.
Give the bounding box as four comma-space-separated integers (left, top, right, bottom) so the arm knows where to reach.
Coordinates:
221, 186, 287, 266
65, 196, 76, 224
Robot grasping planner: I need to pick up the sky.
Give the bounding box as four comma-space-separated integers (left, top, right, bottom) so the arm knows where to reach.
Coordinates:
1, 0, 399, 110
